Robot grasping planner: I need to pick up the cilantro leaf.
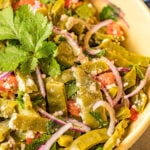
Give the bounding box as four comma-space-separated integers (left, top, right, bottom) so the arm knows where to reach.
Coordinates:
46, 120, 60, 135
0, 5, 55, 74
40, 57, 61, 77
25, 134, 50, 150
35, 41, 57, 59
0, 46, 28, 71
20, 56, 38, 74
14, 5, 53, 52
100, 5, 119, 21
0, 6, 17, 40
47, 58, 61, 77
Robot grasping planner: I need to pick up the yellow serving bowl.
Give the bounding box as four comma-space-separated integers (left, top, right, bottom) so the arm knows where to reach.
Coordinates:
91, 0, 150, 149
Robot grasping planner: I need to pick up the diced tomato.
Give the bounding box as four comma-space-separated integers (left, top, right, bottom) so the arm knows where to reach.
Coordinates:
0, 74, 18, 97
67, 100, 81, 117
12, 0, 35, 10
130, 107, 139, 122
65, 0, 71, 9
65, 0, 81, 9
106, 22, 123, 36
96, 72, 115, 87
25, 132, 40, 144
0, 80, 6, 91
12, 0, 45, 12
26, 138, 33, 144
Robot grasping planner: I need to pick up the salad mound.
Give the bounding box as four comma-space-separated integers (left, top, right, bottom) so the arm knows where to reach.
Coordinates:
0, 0, 150, 150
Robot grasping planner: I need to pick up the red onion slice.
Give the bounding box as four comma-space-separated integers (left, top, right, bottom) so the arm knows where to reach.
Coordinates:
101, 57, 123, 106
35, 67, 46, 98
117, 67, 131, 73
124, 65, 150, 99
42, 123, 72, 150
84, 19, 113, 55
93, 100, 117, 136
0, 72, 11, 80
36, 107, 90, 132
36, 107, 66, 125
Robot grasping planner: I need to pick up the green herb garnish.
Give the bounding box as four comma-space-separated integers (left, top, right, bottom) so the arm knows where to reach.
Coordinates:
46, 120, 61, 135
100, 5, 119, 21
25, 134, 50, 150
0, 5, 59, 75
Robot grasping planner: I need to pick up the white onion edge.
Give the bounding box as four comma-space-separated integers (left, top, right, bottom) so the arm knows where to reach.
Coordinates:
42, 123, 72, 150
93, 100, 117, 136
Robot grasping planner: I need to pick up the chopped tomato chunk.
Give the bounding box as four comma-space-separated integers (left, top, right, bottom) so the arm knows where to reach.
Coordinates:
65, 0, 71, 9
106, 22, 123, 36
12, 0, 35, 10
130, 107, 139, 122
26, 138, 33, 144
96, 72, 115, 87
12, 0, 45, 11
67, 100, 81, 117
0, 74, 18, 97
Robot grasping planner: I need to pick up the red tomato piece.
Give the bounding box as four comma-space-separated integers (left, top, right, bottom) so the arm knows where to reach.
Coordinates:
67, 100, 81, 117
65, 0, 71, 8
26, 138, 33, 144
106, 22, 123, 36
0, 74, 18, 97
96, 72, 115, 87
130, 107, 139, 122
12, 0, 35, 10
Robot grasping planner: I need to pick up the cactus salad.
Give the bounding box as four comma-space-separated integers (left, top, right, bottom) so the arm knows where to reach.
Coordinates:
0, 0, 150, 149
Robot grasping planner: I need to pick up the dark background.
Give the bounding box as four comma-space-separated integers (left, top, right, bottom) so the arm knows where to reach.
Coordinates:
144, 0, 150, 7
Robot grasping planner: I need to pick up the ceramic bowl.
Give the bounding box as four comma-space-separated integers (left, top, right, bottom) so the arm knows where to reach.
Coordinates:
91, 0, 150, 149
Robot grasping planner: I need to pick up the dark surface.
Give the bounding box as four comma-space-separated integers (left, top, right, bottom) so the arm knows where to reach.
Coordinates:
144, 0, 150, 8
130, 126, 150, 150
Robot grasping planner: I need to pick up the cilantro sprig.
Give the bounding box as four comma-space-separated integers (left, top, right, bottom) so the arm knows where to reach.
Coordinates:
0, 5, 60, 75
100, 5, 119, 21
